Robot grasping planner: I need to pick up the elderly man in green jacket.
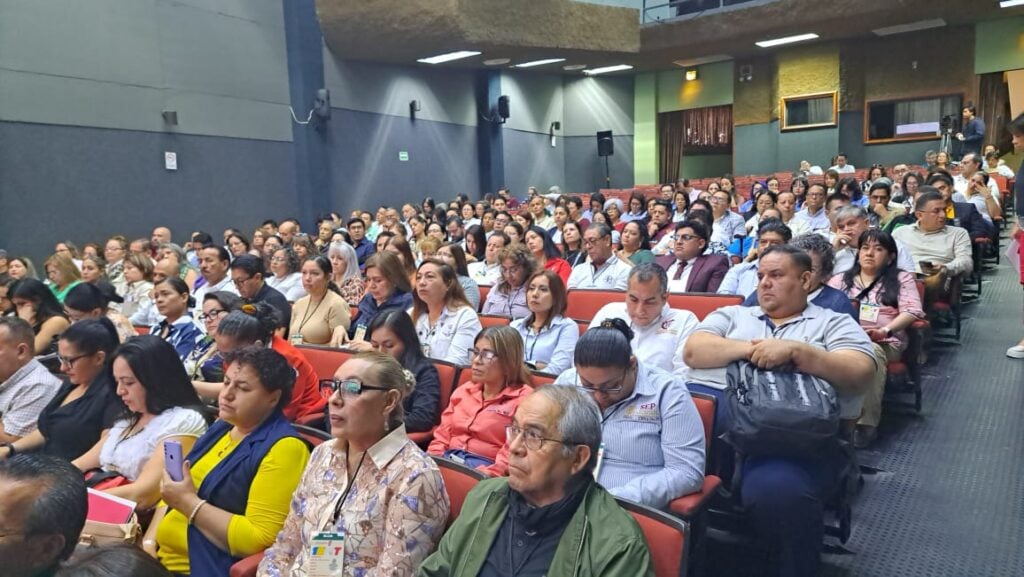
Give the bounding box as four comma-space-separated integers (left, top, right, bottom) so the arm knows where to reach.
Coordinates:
418, 385, 653, 577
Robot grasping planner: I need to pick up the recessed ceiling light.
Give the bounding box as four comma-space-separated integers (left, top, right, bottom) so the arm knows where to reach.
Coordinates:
514, 58, 566, 68
873, 18, 946, 36
417, 51, 482, 65
673, 54, 732, 68
1000, 0, 1024, 7
755, 33, 819, 48
562, 64, 587, 71
583, 64, 633, 76
483, 58, 511, 66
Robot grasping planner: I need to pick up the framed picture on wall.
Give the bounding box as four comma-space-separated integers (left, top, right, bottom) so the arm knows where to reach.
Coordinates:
780, 91, 838, 131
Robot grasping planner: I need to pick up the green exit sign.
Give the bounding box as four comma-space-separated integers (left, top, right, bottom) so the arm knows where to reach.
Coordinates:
398, 151, 409, 161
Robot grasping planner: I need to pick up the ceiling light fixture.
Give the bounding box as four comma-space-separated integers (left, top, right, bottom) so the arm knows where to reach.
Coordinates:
563, 64, 587, 71
583, 64, 634, 76
755, 33, 819, 48
1000, 0, 1024, 7
483, 58, 511, 66
514, 58, 566, 68
673, 54, 732, 68
417, 50, 482, 65
873, 18, 946, 36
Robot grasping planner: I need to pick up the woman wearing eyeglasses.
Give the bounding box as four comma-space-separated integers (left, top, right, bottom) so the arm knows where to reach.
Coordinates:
428, 326, 534, 476
554, 318, 705, 510
409, 260, 481, 366
258, 352, 449, 576
265, 247, 305, 302
0, 319, 123, 462
480, 244, 535, 320
185, 291, 242, 387
146, 346, 310, 576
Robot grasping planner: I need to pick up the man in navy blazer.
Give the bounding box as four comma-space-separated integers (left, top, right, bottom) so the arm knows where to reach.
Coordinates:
927, 172, 993, 240
665, 219, 730, 293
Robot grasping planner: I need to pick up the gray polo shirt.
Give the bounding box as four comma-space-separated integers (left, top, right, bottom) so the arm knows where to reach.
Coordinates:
688, 303, 876, 418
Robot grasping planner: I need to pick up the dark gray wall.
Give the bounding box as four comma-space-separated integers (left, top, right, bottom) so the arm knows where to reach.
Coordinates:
565, 135, 635, 191
0, 121, 296, 265
776, 123, 840, 172
735, 123, 778, 175
501, 129, 566, 195
321, 109, 480, 212
839, 111, 938, 168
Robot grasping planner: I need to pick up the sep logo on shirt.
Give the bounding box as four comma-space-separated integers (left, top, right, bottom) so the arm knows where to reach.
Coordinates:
623, 402, 659, 422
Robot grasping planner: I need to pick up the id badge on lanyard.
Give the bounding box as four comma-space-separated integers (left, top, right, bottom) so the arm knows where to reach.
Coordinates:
308, 531, 345, 577
859, 303, 881, 323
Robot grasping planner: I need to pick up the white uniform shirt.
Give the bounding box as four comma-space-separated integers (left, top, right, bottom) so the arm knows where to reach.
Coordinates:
412, 305, 482, 366
567, 255, 632, 291
590, 302, 698, 379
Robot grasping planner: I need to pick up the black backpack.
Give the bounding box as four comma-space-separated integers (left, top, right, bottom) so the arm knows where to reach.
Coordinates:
723, 360, 840, 458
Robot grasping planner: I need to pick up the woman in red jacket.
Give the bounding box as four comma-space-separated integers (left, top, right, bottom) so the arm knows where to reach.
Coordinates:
524, 226, 571, 284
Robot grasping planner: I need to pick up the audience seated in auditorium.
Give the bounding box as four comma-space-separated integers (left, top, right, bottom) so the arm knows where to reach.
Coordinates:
647, 199, 675, 254
437, 243, 481, 311
289, 256, 351, 346
410, 260, 482, 366
481, 244, 534, 319
0, 454, 88, 577
984, 150, 1015, 178
0, 317, 62, 447
926, 172, 991, 240
832, 206, 915, 274
265, 247, 305, 302
72, 336, 207, 509
525, 226, 571, 284
338, 251, 413, 345
419, 384, 653, 577
828, 229, 925, 448
589, 264, 698, 378
829, 152, 856, 174
156, 243, 200, 291
63, 282, 135, 342
193, 246, 239, 313
2, 319, 122, 462
149, 278, 204, 360
560, 220, 587, 267
746, 233, 857, 319
892, 189, 974, 307
10, 278, 70, 367
791, 183, 830, 235
510, 270, 578, 375
556, 319, 704, 509
616, 220, 655, 266
718, 219, 792, 298
743, 189, 778, 235
259, 352, 447, 576
120, 253, 155, 320
428, 326, 533, 476
209, 304, 324, 421
230, 254, 290, 330
709, 188, 747, 247
567, 223, 631, 290
865, 180, 907, 230
348, 310, 442, 433
686, 245, 876, 577
146, 346, 310, 575
104, 236, 129, 294
952, 153, 1001, 227
185, 291, 240, 385
468, 231, 506, 286
665, 220, 730, 294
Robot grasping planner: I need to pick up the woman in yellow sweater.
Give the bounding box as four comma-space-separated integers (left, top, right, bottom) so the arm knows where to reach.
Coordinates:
143, 346, 310, 575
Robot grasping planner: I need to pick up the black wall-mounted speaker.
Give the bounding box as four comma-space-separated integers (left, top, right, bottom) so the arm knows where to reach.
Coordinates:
497, 95, 510, 120
597, 130, 614, 157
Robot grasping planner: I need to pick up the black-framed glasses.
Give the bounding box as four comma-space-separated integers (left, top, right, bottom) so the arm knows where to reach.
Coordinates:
505, 424, 570, 451
233, 275, 254, 287
575, 368, 629, 396
469, 348, 499, 363
58, 353, 92, 368
674, 234, 699, 242
319, 379, 390, 400
198, 309, 227, 322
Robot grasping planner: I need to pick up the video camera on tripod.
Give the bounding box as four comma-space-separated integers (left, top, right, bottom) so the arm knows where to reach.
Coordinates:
940, 114, 959, 133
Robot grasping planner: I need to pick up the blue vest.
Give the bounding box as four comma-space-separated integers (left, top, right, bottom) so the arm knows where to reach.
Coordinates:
185, 412, 300, 576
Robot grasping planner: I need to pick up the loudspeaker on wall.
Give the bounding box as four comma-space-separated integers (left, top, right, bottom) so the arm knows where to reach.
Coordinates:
597, 130, 614, 157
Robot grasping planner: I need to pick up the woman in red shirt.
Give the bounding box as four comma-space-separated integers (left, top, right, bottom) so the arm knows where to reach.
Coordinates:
428, 325, 533, 476
524, 226, 571, 285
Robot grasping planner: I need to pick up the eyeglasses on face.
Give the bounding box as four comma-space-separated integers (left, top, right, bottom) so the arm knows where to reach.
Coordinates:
469, 348, 499, 363
674, 234, 699, 243
59, 353, 92, 369
505, 424, 569, 451
198, 309, 227, 322
575, 369, 627, 396
319, 378, 390, 400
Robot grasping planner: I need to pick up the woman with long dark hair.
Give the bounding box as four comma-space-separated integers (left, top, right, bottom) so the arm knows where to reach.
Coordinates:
524, 226, 571, 284
72, 336, 207, 509
827, 229, 924, 447
9, 278, 69, 363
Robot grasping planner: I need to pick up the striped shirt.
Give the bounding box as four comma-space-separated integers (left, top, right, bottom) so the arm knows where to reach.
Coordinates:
555, 363, 705, 510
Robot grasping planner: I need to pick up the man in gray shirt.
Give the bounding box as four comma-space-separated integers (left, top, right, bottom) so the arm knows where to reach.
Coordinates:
684, 245, 876, 577
0, 317, 62, 445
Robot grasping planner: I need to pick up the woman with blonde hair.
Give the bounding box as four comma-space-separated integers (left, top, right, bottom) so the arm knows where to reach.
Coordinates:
44, 253, 82, 304
428, 326, 533, 476
326, 241, 365, 306
409, 259, 482, 365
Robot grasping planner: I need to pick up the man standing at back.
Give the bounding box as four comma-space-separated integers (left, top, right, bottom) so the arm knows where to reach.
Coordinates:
0, 454, 88, 577
956, 105, 985, 156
